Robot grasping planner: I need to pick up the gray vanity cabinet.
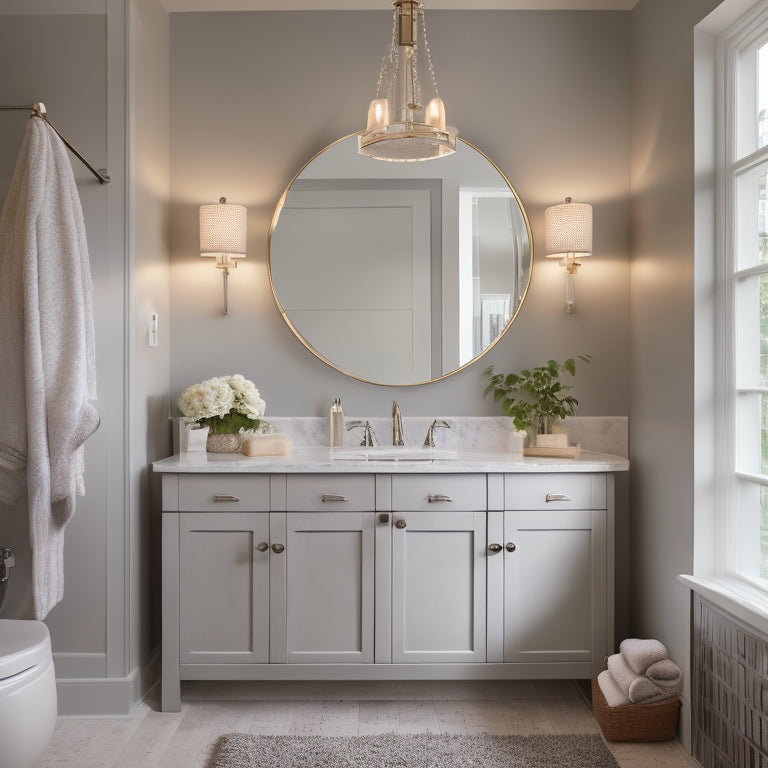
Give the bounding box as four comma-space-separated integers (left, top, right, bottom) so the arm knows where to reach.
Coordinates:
390, 475, 487, 663
487, 473, 611, 670
179, 512, 271, 665
284, 511, 375, 664
501, 508, 606, 663
159, 466, 618, 712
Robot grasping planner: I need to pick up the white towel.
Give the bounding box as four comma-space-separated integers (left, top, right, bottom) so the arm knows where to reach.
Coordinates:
646, 659, 683, 697
619, 637, 668, 675
597, 669, 630, 707
606, 653, 663, 703
0, 117, 98, 620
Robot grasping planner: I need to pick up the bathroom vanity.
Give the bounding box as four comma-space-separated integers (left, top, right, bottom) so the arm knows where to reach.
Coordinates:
154, 446, 628, 712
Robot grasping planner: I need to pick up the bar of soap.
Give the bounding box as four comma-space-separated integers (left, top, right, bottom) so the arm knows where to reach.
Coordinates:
241, 434, 292, 457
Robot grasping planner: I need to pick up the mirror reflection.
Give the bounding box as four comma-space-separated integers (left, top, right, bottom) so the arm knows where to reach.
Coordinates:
268, 135, 532, 386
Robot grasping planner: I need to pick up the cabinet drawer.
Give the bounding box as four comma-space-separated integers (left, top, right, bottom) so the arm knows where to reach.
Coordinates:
392, 474, 486, 511
178, 474, 270, 511
286, 474, 375, 511
505, 473, 606, 510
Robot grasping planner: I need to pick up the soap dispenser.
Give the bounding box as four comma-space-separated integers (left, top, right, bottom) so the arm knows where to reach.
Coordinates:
329, 398, 344, 447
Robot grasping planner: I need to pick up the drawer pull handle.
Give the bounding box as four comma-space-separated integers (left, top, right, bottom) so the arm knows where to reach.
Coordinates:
256, 542, 269, 552
488, 543, 503, 554
506, 542, 516, 553
271, 543, 285, 554
395, 519, 407, 529
428, 493, 453, 503
379, 513, 390, 524
545, 493, 571, 502
212, 494, 240, 503
321, 494, 350, 503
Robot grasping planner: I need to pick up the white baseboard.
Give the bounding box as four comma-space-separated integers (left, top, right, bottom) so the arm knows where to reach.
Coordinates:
56, 647, 160, 717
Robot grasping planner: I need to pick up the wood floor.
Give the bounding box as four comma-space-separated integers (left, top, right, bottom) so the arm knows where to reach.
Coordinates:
36, 680, 700, 768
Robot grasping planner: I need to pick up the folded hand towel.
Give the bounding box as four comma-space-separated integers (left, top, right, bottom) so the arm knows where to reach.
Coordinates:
646, 659, 683, 697
598, 669, 630, 707
645, 658, 680, 680
619, 638, 668, 675
607, 653, 663, 703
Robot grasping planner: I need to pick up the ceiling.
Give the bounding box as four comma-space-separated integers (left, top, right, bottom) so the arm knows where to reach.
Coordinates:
160, 1, 640, 11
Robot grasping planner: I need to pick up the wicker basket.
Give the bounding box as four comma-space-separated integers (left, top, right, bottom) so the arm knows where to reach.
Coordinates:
591, 678, 680, 742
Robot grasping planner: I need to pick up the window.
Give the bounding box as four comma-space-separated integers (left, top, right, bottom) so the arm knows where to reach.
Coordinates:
722, 10, 768, 587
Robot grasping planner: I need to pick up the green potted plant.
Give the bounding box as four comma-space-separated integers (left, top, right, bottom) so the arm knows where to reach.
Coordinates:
483, 355, 591, 448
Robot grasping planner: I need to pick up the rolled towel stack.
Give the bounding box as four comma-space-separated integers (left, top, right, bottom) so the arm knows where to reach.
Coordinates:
597, 638, 683, 708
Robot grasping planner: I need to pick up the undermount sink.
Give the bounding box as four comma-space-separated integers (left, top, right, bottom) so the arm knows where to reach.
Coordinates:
330, 446, 458, 462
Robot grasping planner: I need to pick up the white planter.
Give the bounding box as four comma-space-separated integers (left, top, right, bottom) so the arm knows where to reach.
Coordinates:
535, 432, 569, 449
182, 424, 209, 453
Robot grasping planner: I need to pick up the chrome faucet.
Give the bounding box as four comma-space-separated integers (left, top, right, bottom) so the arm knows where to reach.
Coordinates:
423, 419, 451, 448
392, 401, 404, 446
347, 420, 378, 447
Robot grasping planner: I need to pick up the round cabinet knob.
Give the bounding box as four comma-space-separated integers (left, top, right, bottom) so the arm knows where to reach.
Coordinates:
395, 519, 407, 529
488, 543, 503, 554
505, 542, 516, 553
256, 542, 269, 552
271, 543, 285, 554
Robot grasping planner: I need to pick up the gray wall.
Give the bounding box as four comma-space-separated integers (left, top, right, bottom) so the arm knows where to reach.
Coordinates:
629, 0, 722, 749
129, 0, 171, 687
168, 10, 631, 423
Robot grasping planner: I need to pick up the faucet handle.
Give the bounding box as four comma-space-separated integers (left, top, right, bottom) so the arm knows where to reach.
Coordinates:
347, 420, 378, 447
423, 419, 451, 448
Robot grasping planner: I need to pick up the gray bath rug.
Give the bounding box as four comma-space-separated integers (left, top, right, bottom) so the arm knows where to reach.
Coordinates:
210, 732, 620, 768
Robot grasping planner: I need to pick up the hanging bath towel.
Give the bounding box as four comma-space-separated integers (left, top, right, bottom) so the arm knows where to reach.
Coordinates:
0, 116, 98, 620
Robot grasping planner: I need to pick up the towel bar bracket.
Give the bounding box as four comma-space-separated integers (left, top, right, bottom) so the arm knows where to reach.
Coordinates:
0, 102, 110, 184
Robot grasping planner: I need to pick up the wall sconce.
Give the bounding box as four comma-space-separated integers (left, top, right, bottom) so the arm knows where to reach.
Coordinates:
545, 197, 593, 314
199, 197, 247, 315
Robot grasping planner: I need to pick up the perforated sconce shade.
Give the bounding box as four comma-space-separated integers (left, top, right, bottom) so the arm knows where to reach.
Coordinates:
200, 200, 247, 259
200, 197, 247, 315
544, 197, 593, 314
544, 199, 593, 258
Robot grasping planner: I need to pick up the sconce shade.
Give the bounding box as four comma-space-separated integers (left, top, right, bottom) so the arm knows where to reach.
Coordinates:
358, 0, 457, 162
200, 198, 247, 258
544, 197, 593, 258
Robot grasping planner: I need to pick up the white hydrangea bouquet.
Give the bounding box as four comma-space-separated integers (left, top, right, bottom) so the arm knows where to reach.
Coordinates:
178, 374, 266, 435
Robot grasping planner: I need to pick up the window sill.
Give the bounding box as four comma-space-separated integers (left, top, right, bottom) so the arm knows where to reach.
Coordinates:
678, 574, 768, 638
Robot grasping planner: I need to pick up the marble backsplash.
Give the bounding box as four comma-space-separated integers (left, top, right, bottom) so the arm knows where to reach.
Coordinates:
172, 415, 628, 457
255, 415, 628, 458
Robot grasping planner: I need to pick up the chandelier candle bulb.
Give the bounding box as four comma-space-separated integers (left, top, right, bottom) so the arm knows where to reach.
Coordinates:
425, 98, 446, 131
367, 99, 390, 131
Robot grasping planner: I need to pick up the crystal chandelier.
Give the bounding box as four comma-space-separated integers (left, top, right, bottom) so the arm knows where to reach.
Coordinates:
358, 0, 458, 162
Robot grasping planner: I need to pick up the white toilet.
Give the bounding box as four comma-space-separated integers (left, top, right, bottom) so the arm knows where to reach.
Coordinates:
0, 619, 57, 768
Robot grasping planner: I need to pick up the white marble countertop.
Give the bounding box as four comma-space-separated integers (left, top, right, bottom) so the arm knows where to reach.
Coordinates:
152, 446, 629, 474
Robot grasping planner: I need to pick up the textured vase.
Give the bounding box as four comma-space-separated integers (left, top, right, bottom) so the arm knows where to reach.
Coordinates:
206, 433, 242, 453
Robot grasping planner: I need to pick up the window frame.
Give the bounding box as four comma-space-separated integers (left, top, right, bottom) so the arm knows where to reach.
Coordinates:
716, 4, 768, 591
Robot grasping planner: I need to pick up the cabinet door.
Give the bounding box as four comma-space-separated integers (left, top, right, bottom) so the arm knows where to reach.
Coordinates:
392, 511, 486, 663
503, 508, 606, 664
179, 512, 270, 664
284, 512, 375, 663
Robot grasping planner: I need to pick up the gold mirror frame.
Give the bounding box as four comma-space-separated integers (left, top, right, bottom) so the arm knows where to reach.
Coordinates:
267, 134, 533, 387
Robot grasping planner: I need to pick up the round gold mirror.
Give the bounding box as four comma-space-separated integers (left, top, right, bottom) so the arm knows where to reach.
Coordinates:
268, 135, 532, 386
